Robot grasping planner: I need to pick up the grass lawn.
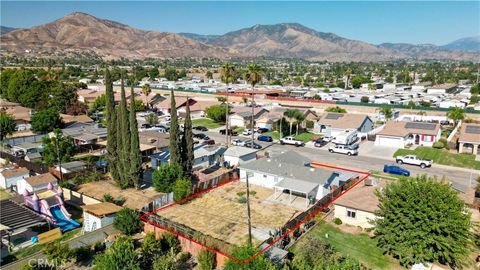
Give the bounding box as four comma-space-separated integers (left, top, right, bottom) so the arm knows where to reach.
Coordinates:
233, 126, 245, 133
0, 188, 11, 200
191, 118, 223, 129
293, 222, 399, 269
393, 146, 480, 170
264, 131, 280, 140
294, 132, 319, 142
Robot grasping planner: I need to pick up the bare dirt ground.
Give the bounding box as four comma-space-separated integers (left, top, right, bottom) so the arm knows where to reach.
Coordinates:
157, 181, 302, 246
77, 179, 164, 210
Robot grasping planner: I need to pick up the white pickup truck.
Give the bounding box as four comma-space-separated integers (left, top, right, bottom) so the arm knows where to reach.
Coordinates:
279, 136, 305, 146
395, 155, 432, 169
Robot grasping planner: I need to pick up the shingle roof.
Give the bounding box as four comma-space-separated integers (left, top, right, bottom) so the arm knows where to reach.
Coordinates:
1, 167, 29, 178
458, 123, 480, 144
317, 113, 370, 130
377, 121, 440, 137
25, 173, 57, 186
334, 180, 387, 213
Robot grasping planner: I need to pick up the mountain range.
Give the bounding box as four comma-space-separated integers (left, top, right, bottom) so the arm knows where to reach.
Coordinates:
1, 12, 479, 62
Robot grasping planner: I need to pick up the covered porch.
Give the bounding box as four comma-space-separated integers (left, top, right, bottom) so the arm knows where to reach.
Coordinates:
272, 178, 319, 208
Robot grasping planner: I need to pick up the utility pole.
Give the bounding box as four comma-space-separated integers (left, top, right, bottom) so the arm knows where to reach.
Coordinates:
55, 135, 63, 182
246, 172, 252, 247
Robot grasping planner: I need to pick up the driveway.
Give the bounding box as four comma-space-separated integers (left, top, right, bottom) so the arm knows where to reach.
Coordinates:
359, 140, 398, 159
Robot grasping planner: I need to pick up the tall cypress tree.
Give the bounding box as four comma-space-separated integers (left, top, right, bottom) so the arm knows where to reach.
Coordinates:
105, 69, 119, 181
169, 90, 181, 165
180, 97, 194, 174
118, 76, 131, 188
115, 106, 124, 186
129, 85, 142, 189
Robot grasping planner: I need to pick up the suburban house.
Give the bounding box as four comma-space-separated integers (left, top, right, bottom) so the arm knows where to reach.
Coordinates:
375, 121, 441, 148
16, 173, 58, 195
1, 103, 34, 131
155, 96, 197, 115
314, 113, 374, 137
60, 114, 94, 127
223, 146, 258, 167
150, 145, 226, 170
0, 167, 30, 189
82, 202, 123, 232
229, 107, 269, 128
139, 131, 170, 154
77, 89, 104, 104
260, 107, 318, 131
24, 152, 42, 162
333, 179, 385, 229
178, 100, 219, 119
458, 123, 480, 156
53, 161, 87, 174
61, 122, 107, 148
239, 152, 358, 205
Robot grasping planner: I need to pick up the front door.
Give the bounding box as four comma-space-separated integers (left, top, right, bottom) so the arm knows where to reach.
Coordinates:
415, 134, 420, 145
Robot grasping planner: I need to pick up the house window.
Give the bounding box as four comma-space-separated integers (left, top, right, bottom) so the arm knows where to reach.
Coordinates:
347, 209, 356, 219
263, 174, 267, 178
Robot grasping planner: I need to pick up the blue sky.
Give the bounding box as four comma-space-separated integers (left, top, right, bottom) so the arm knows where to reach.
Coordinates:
1, 1, 479, 45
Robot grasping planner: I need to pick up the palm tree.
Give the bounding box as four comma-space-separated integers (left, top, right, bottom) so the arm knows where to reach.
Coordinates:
284, 109, 298, 136
205, 70, 213, 80
344, 68, 352, 90
295, 112, 306, 136
244, 64, 264, 144
447, 107, 465, 126
142, 84, 152, 108
220, 63, 235, 146
380, 106, 393, 121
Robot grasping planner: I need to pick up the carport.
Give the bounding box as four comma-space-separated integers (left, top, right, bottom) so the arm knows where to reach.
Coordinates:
273, 178, 319, 207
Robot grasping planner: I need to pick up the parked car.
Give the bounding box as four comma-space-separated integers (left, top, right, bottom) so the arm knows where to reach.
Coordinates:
242, 129, 254, 136
257, 135, 273, 142
383, 164, 410, 176
314, 138, 327, 147
219, 129, 238, 136
395, 155, 432, 169
279, 136, 304, 146
193, 126, 208, 131
244, 141, 262, 149
323, 135, 335, 142
155, 125, 169, 133
193, 133, 210, 140
202, 139, 216, 145
328, 144, 358, 156
231, 139, 245, 146
257, 128, 269, 133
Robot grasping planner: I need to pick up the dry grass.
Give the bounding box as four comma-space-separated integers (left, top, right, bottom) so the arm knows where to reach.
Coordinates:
77, 179, 165, 210
157, 181, 302, 245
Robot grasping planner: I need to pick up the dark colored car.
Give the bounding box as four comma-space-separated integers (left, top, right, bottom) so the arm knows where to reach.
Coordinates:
314, 138, 327, 147
257, 135, 273, 142
219, 129, 238, 136
257, 128, 269, 134
244, 141, 262, 149
202, 139, 216, 145
193, 126, 208, 131
383, 164, 410, 176
193, 133, 210, 140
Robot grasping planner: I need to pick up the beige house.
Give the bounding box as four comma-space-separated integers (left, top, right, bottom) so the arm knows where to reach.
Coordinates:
458, 123, 480, 156
333, 179, 386, 229
375, 121, 441, 148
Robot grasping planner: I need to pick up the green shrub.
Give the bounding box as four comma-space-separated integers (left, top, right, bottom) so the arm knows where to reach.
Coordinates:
439, 138, 450, 150
249, 191, 257, 196
236, 191, 245, 197
432, 141, 445, 149
305, 120, 314, 129
237, 196, 247, 204
333, 218, 343, 225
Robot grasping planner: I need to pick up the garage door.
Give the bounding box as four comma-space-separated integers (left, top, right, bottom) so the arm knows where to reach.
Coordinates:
375, 136, 404, 148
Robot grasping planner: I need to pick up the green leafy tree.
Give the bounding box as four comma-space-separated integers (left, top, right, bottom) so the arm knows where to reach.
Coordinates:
173, 177, 193, 202
129, 86, 142, 189
164, 67, 179, 81
31, 108, 63, 133
48, 83, 78, 114
471, 83, 479, 95
93, 237, 141, 270
380, 106, 393, 120
44, 241, 75, 267
180, 99, 194, 173
152, 250, 177, 270
205, 70, 213, 80
146, 113, 159, 125
117, 77, 131, 188
407, 100, 416, 109
113, 208, 142, 235
224, 245, 278, 270
140, 233, 163, 269
198, 248, 216, 270
205, 105, 229, 123
152, 164, 184, 193
350, 76, 363, 89
0, 112, 16, 141
160, 232, 181, 254
325, 106, 347, 113
360, 96, 369, 103
142, 84, 152, 108
105, 69, 120, 182
169, 90, 181, 165
41, 129, 75, 166
447, 107, 465, 125
374, 175, 472, 268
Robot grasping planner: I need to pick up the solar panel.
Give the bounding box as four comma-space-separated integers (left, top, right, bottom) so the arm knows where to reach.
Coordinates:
405, 122, 436, 130
465, 125, 480, 134
325, 113, 343, 120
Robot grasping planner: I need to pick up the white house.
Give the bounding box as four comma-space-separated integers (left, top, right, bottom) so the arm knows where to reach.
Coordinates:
82, 202, 122, 232
0, 167, 29, 189
314, 113, 374, 137
375, 121, 441, 148
239, 152, 358, 202
151, 145, 226, 170
333, 179, 385, 229
17, 173, 58, 195
223, 146, 258, 167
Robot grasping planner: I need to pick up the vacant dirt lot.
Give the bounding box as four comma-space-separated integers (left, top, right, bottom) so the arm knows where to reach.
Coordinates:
157, 180, 302, 246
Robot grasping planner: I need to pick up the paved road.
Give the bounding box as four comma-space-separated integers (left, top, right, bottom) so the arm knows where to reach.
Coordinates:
200, 128, 478, 189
